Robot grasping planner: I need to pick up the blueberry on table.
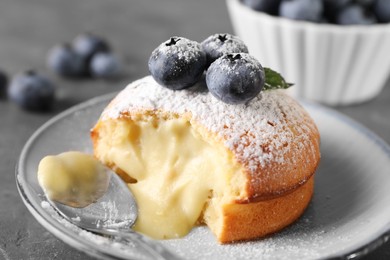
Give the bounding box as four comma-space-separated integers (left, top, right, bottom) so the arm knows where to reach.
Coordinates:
72, 32, 110, 60
90, 52, 121, 78
241, 0, 281, 15
279, 0, 323, 22
201, 33, 248, 68
148, 36, 207, 90
337, 4, 377, 25
47, 43, 86, 77
0, 70, 8, 98
206, 53, 265, 104
8, 71, 55, 111
373, 0, 390, 23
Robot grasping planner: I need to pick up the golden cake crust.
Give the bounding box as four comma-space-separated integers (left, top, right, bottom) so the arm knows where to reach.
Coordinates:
93, 76, 320, 201
91, 76, 320, 242
206, 176, 314, 243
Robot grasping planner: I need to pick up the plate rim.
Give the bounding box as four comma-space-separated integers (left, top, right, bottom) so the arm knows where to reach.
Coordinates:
302, 100, 390, 259
16, 93, 390, 260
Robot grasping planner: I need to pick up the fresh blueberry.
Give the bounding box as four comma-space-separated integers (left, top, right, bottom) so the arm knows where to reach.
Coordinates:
201, 33, 249, 68
47, 43, 86, 77
72, 33, 110, 61
206, 53, 265, 104
241, 0, 281, 15
90, 52, 121, 78
0, 70, 8, 98
148, 36, 206, 90
373, 0, 390, 23
279, 0, 323, 22
337, 4, 377, 25
8, 71, 55, 111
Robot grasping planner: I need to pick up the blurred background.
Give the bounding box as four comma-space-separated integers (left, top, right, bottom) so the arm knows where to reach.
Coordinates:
0, 0, 389, 259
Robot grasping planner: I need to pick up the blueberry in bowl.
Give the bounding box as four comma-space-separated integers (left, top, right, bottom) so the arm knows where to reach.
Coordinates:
373, 0, 390, 23
279, 0, 323, 22
241, 0, 281, 15
336, 4, 377, 25
227, 0, 390, 105
239, 0, 385, 25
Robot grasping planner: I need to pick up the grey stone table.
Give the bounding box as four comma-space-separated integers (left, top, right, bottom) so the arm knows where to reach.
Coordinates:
0, 0, 389, 259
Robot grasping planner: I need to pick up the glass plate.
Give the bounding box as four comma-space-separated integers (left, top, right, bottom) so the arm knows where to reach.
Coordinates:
16, 93, 390, 260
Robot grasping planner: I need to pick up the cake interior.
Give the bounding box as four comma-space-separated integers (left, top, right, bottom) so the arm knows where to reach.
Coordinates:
92, 112, 248, 239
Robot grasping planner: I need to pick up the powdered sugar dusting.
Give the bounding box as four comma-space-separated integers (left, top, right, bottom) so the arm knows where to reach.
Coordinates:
211, 52, 263, 77
161, 205, 364, 260
161, 219, 330, 260
150, 36, 203, 63
40, 198, 363, 260
202, 33, 248, 54
101, 76, 318, 195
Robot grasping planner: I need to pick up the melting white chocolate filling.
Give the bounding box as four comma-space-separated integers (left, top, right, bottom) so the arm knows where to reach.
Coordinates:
37, 151, 110, 208
96, 115, 245, 239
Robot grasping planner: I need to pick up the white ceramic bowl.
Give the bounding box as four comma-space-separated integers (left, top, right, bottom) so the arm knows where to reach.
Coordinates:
226, 0, 390, 106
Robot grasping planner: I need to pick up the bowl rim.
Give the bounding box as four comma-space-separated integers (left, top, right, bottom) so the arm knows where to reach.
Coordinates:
228, 0, 390, 33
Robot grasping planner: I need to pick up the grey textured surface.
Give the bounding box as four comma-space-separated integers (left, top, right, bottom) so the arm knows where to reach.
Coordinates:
0, 0, 389, 259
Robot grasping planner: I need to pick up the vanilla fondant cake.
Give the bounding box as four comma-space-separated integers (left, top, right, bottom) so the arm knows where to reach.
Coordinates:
91, 75, 320, 243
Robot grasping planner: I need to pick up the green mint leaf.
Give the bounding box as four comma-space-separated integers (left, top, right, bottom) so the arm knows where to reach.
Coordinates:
263, 67, 293, 90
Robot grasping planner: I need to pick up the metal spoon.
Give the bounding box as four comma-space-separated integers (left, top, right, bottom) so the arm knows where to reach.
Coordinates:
48, 167, 181, 260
